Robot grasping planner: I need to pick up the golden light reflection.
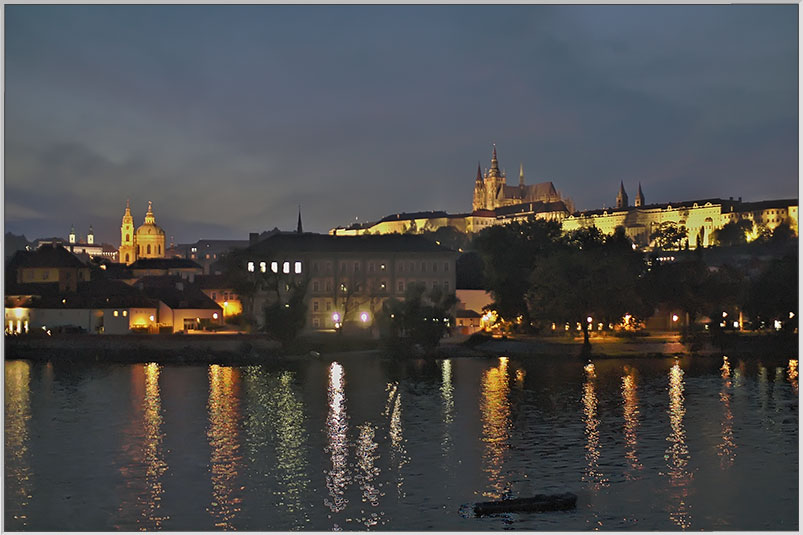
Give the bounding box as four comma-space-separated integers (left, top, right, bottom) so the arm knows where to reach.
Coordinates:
717, 357, 735, 469
583, 362, 607, 491
355, 424, 382, 528
324, 362, 349, 513
480, 356, 511, 499
665, 363, 692, 530
384, 382, 408, 499
207, 365, 243, 529
787, 359, 798, 394
621, 368, 642, 477
140, 363, 169, 529
440, 360, 454, 455
5, 361, 32, 528
242, 366, 310, 527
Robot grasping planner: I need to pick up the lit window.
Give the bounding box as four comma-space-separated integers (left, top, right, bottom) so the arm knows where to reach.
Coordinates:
114, 310, 119, 317
247, 261, 255, 272
380, 263, 386, 271
294, 261, 302, 274
260, 261, 267, 273
283, 261, 290, 274
123, 311, 128, 317
271, 261, 278, 273
191, 247, 197, 253
380, 282, 386, 290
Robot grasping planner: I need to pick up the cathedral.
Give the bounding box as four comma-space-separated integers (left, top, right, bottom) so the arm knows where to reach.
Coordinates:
119, 200, 166, 265
472, 145, 565, 212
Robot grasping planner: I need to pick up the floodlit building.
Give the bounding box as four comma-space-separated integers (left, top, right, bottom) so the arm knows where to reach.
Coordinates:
7, 244, 91, 292
241, 232, 457, 332
119, 200, 166, 265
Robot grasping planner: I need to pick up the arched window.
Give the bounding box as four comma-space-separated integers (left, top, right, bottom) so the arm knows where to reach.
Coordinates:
147, 244, 151, 255
125, 253, 129, 262
158, 244, 161, 255
125, 233, 130, 243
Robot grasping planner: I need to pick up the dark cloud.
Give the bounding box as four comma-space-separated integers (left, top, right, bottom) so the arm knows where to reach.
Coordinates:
5, 5, 797, 242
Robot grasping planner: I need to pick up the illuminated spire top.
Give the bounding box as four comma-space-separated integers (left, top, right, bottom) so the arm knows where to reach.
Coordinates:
519, 162, 525, 187
488, 143, 501, 177
144, 200, 156, 225
476, 161, 483, 182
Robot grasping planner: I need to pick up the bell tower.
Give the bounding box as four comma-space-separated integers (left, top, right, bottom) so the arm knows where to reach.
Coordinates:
119, 200, 137, 265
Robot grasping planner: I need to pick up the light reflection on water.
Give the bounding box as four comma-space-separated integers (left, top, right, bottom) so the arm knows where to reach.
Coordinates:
665, 362, 693, 530
480, 356, 511, 499
582, 362, 607, 491
5, 360, 32, 528
324, 362, 349, 516
207, 365, 243, 529
621, 367, 642, 477
788, 359, 798, 394
4, 356, 799, 531
718, 358, 736, 469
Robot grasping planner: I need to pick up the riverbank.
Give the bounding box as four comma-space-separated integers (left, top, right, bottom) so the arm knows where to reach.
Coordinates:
4, 330, 796, 363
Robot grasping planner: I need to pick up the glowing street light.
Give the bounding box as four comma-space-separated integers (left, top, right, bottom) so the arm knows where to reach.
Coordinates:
332, 312, 341, 323
360, 312, 369, 323
672, 314, 679, 322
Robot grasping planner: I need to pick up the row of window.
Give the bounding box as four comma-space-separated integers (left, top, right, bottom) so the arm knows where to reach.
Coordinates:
112, 310, 129, 317
210, 291, 238, 301
139, 244, 162, 255
247, 261, 303, 274
247, 259, 453, 277
309, 279, 449, 293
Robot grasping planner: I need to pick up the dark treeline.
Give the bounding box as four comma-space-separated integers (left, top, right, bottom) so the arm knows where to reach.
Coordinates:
470, 219, 798, 350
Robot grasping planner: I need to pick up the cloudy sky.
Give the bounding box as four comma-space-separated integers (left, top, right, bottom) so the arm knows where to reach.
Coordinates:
5, 5, 798, 244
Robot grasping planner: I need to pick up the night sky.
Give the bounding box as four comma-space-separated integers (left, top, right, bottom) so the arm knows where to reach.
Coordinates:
5, 5, 798, 245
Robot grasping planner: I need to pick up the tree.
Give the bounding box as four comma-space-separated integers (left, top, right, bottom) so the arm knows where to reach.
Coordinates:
650, 222, 687, 250
527, 229, 648, 351
770, 222, 796, 243
473, 219, 563, 328
744, 255, 798, 331
263, 278, 309, 346
713, 220, 753, 247
455, 251, 485, 290
380, 283, 457, 351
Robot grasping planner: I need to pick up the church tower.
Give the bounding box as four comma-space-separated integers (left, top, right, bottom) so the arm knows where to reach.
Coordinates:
87, 226, 95, 245
472, 162, 485, 211
484, 144, 506, 210
135, 201, 166, 259
69, 225, 76, 244
119, 200, 137, 265
616, 181, 629, 209
635, 182, 645, 207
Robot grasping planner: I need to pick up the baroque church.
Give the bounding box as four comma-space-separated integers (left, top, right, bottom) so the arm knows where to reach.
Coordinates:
118, 200, 166, 265
472, 145, 566, 212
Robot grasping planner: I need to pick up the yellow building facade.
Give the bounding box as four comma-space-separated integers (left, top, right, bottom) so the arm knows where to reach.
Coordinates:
119, 200, 166, 265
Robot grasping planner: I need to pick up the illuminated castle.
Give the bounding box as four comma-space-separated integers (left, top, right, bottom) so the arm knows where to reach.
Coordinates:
472, 145, 565, 212
118, 200, 166, 265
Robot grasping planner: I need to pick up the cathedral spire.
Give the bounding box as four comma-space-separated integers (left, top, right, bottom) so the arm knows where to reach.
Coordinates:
490, 144, 499, 172
635, 182, 645, 207
296, 206, 303, 234
519, 162, 525, 187
476, 161, 482, 182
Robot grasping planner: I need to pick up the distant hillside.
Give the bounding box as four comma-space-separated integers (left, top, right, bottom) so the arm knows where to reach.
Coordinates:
5, 232, 31, 261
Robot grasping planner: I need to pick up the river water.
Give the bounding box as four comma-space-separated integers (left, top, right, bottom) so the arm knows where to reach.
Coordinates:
4, 354, 799, 531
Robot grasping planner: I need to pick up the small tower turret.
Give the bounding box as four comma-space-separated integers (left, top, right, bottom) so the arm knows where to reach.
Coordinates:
519, 163, 525, 188
119, 199, 137, 265
616, 181, 629, 210
635, 182, 645, 207
87, 225, 94, 245
69, 224, 76, 244
297, 206, 303, 234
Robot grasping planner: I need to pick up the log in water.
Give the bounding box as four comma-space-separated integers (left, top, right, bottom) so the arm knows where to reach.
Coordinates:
473, 492, 578, 516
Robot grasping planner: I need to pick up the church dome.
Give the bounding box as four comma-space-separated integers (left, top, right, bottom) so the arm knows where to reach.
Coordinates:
135, 201, 166, 236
